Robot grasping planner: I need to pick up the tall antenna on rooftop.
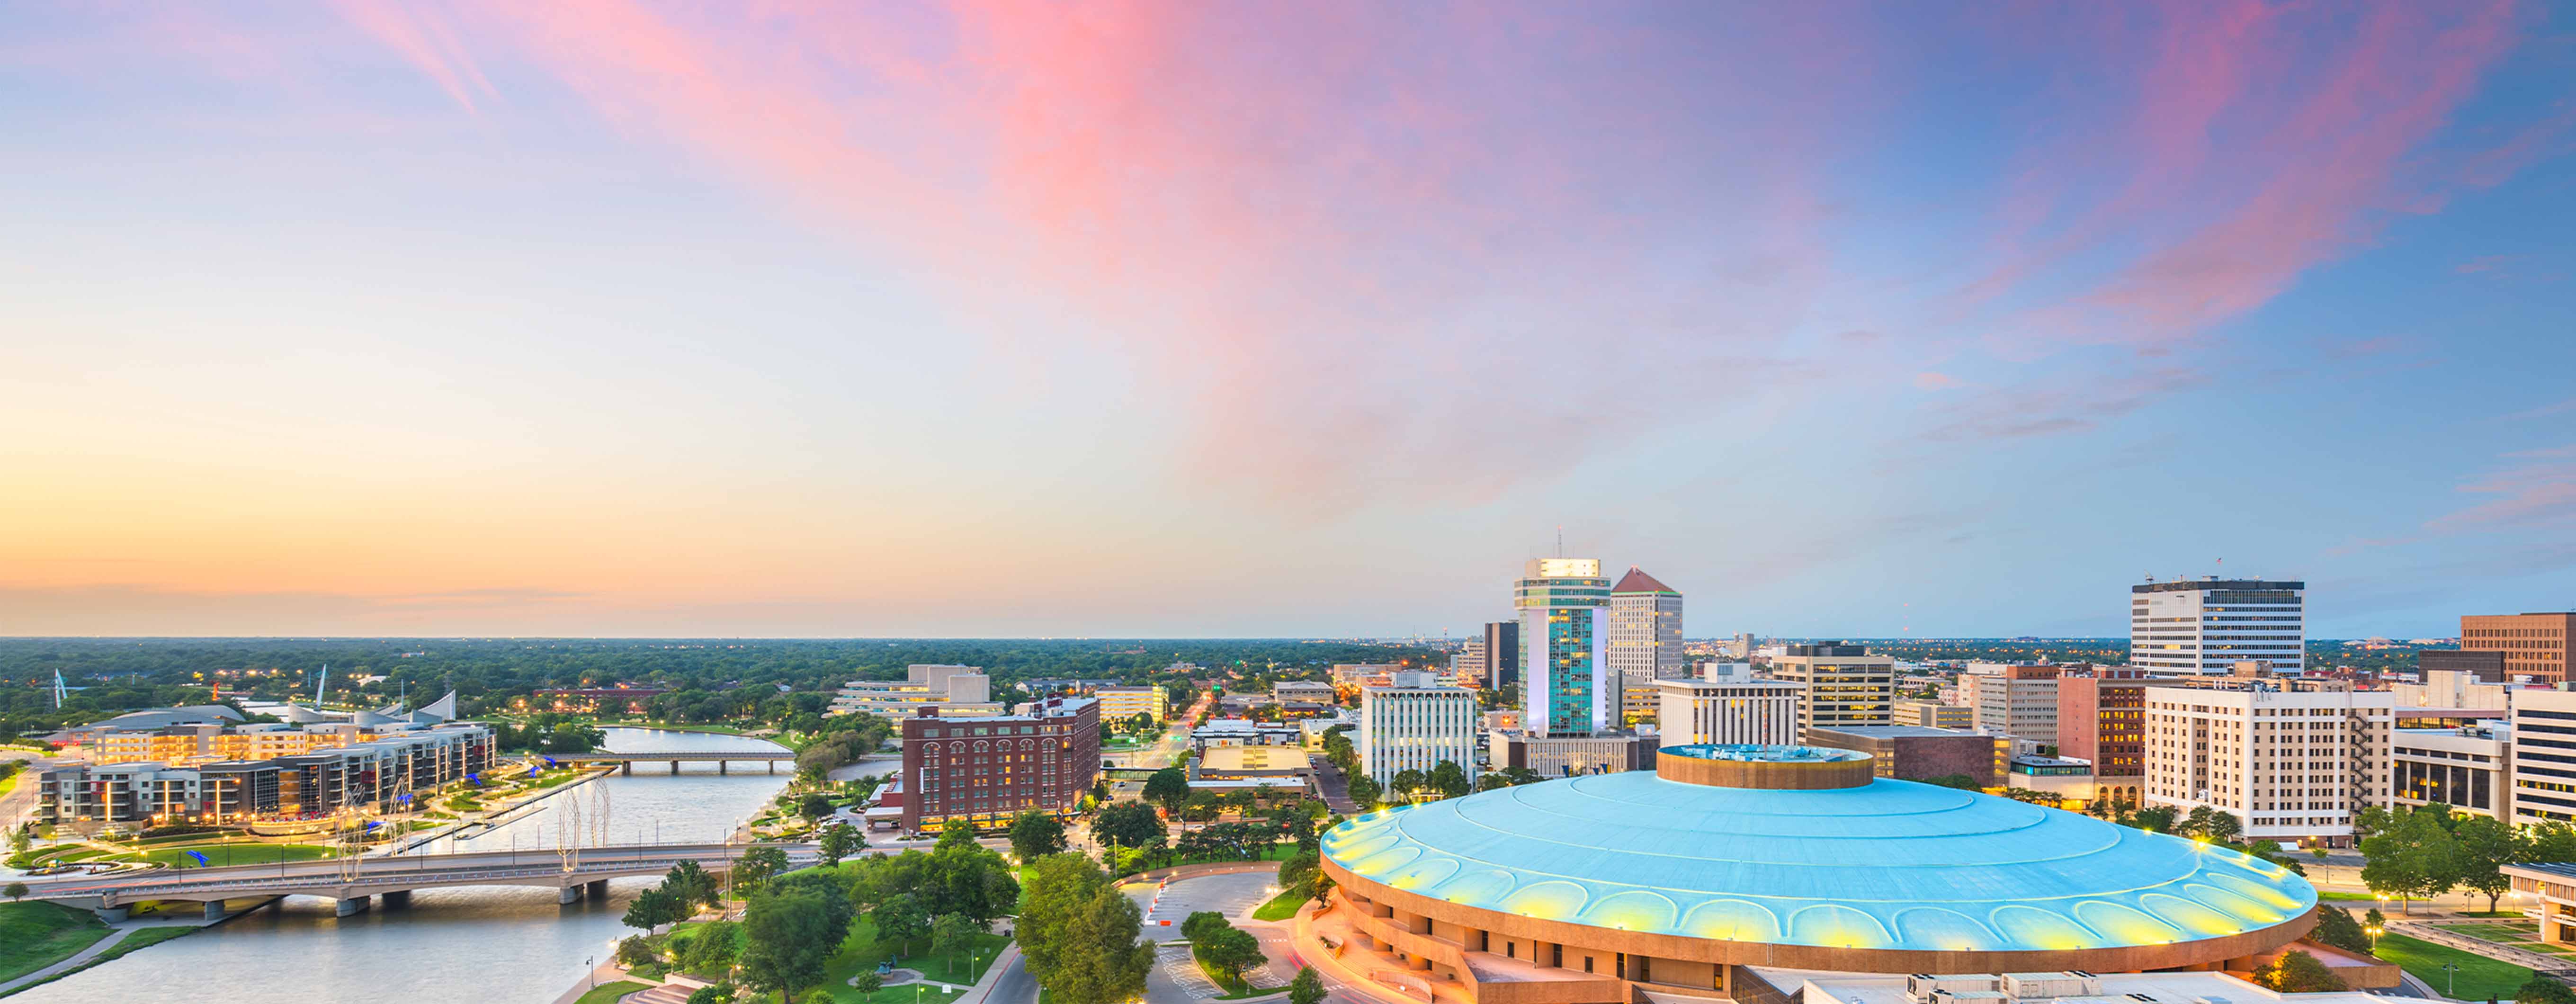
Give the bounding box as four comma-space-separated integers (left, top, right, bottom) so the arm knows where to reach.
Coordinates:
1556, 526, 1564, 556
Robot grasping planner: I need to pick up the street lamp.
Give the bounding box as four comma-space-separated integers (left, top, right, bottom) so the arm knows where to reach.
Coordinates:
2440, 961, 2460, 997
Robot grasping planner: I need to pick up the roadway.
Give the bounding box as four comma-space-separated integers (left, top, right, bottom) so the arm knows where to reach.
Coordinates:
14, 842, 817, 910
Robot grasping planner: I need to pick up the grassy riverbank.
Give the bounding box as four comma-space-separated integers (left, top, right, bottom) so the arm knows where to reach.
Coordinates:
0, 903, 112, 985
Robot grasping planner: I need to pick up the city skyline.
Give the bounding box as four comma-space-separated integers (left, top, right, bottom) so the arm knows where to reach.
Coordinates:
6, 3, 2575, 639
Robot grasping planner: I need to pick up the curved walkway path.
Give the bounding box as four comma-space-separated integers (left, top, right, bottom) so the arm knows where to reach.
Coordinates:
0, 915, 211, 997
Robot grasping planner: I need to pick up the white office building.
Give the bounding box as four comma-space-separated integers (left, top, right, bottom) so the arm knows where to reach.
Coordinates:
1655, 676, 1802, 746
2395, 721, 2512, 821
2142, 681, 2391, 845
1770, 642, 1897, 736
1359, 675, 1479, 786
2512, 688, 2576, 826
2129, 579, 2306, 674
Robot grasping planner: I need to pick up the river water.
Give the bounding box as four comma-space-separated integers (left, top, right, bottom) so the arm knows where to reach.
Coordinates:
32, 728, 793, 1003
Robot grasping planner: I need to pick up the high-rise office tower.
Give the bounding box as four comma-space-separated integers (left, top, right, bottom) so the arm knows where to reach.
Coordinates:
1607, 567, 1684, 723
1480, 621, 1520, 688
2462, 612, 2576, 684
1770, 641, 1896, 737
2129, 579, 2305, 674
1515, 557, 1610, 737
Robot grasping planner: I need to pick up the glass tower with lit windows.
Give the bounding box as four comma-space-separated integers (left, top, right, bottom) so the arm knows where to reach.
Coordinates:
1514, 557, 1610, 737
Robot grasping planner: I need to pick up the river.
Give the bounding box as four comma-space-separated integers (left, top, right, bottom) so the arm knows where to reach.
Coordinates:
32, 728, 794, 1003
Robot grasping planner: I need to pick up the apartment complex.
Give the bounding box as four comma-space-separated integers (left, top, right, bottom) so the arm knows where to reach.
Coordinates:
1892, 701, 1973, 729
1769, 642, 1896, 738
1654, 679, 1799, 746
1516, 557, 1611, 737
1093, 685, 1167, 723
2057, 668, 2155, 807
2129, 579, 2305, 674
1960, 663, 2062, 744
2464, 612, 2576, 684
41, 723, 495, 825
1359, 675, 1479, 786
2142, 681, 2391, 845
832, 664, 1003, 719
892, 696, 1100, 833
1607, 567, 1684, 723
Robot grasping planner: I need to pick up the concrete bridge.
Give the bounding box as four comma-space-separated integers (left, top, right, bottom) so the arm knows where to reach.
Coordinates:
14, 842, 816, 920
548, 750, 796, 774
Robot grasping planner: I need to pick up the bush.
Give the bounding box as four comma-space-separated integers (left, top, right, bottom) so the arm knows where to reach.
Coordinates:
686, 982, 737, 1004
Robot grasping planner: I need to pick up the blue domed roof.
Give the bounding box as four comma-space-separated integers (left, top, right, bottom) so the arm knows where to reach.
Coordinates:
1320, 772, 2315, 952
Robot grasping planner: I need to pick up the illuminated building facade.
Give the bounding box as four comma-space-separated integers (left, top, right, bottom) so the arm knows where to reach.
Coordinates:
1516, 557, 1610, 737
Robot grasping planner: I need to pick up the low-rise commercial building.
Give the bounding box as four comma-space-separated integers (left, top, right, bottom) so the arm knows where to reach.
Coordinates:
1891, 701, 1972, 729
1807, 725, 2009, 787
2394, 721, 2511, 820
1655, 678, 1801, 746
1273, 681, 1337, 705
1486, 730, 1658, 777
832, 664, 1003, 719
894, 696, 1100, 834
1192, 717, 1302, 749
1093, 685, 1166, 724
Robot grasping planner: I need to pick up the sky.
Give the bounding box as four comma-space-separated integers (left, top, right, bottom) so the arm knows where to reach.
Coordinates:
3, 1, 2574, 640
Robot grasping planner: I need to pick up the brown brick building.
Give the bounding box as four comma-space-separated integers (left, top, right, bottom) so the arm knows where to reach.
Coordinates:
2056, 667, 2155, 806
897, 695, 1100, 833
1805, 725, 2007, 787
2463, 612, 2576, 683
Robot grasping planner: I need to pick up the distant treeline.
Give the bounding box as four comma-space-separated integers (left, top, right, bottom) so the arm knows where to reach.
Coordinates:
0, 637, 1439, 739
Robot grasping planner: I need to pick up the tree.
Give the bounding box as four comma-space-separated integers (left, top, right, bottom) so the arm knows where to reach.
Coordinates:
1278, 850, 1321, 903
1197, 926, 1267, 988
618, 935, 660, 969
1289, 966, 1327, 1004
740, 890, 841, 1004
2520, 977, 2576, 1004
1017, 853, 1153, 1004
1011, 811, 1068, 862
1145, 767, 1191, 814
2454, 814, 2520, 913
684, 921, 741, 975
2362, 807, 2461, 913
2531, 821, 2576, 864
1921, 774, 1983, 791
797, 792, 836, 820
2, 882, 24, 903
926, 828, 1020, 924
819, 822, 865, 866
1475, 773, 1512, 792
666, 860, 722, 913
769, 870, 857, 939
851, 971, 884, 996
1181, 910, 1230, 943
1344, 774, 1382, 809
2309, 906, 2372, 955
874, 892, 932, 956
735, 845, 791, 894
2128, 805, 2179, 834
624, 886, 689, 931
1428, 761, 1470, 799
1091, 802, 1167, 856
2254, 950, 2346, 993
933, 911, 981, 971
1390, 769, 1427, 800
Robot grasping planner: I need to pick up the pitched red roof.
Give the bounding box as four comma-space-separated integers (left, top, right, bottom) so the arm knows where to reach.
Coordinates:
1612, 566, 1678, 595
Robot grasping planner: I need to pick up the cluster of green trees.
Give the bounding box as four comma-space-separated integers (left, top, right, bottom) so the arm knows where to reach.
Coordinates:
792, 716, 894, 780
492, 714, 606, 753
623, 860, 727, 930
1019, 852, 1155, 1004
1181, 911, 1271, 990
2356, 804, 2533, 912
1341, 759, 1501, 809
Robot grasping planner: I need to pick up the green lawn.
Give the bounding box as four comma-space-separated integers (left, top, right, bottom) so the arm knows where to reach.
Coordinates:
2317, 890, 2380, 901
2373, 932, 2534, 1000
138, 843, 331, 868
0, 903, 113, 984
1252, 887, 1306, 922
805, 915, 1009, 1004
573, 980, 650, 1004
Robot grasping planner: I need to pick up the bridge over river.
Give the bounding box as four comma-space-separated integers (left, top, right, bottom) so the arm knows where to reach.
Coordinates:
547, 749, 797, 774
15, 842, 817, 920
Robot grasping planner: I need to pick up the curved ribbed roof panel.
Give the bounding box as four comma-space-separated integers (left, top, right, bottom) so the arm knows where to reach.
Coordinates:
1320, 771, 2314, 953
